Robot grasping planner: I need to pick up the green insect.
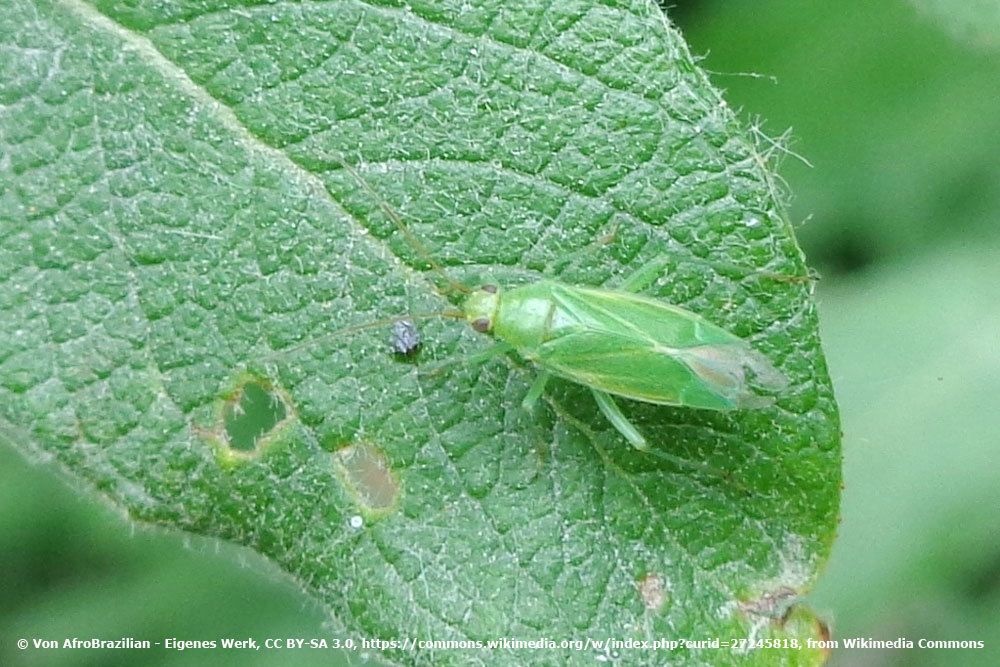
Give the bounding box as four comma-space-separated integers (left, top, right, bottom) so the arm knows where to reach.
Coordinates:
319, 160, 788, 450
459, 280, 786, 449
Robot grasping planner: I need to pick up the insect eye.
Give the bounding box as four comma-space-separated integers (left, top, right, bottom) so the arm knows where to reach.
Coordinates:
471, 318, 491, 333
481, 284, 498, 294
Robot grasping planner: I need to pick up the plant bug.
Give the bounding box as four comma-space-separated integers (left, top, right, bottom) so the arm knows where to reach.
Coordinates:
298, 159, 790, 450
459, 280, 787, 449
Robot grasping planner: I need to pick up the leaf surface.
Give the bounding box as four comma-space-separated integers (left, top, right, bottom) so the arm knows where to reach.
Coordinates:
0, 1, 840, 664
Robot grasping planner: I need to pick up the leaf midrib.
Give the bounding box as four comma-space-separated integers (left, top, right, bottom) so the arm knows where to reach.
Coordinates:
58, 0, 436, 312
109, 0, 779, 288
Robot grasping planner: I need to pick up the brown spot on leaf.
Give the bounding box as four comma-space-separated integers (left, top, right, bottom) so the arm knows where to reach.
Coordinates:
739, 586, 798, 623
637, 573, 668, 612
333, 442, 400, 517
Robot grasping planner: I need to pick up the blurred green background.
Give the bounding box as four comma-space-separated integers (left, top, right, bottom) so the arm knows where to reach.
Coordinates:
3, 1, 999, 665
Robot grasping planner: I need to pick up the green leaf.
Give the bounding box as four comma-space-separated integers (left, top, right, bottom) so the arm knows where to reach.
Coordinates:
1, 1, 840, 664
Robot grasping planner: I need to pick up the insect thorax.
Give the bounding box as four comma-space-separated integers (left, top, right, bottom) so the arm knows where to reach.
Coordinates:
490, 282, 561, 350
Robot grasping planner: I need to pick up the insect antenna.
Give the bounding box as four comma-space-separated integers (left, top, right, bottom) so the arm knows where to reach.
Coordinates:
255, 310, 465, 364
331, 155, 471, 297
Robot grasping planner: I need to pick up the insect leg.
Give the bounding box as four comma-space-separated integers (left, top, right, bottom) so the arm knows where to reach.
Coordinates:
616, 254, 813, 293
419, 341, 514, 377
591, 389, 648, 451
520, 371, 551, 411
617, 256, 671, 293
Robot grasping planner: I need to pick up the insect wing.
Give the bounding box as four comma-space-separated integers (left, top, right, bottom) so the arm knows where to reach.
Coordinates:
534, 284, 785, 409
549, 283, 740, 347
536, 330, 737, 409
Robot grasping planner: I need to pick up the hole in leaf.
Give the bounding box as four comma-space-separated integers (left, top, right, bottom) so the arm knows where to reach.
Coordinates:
333, 442, 400, 516
223, 380, 287, 452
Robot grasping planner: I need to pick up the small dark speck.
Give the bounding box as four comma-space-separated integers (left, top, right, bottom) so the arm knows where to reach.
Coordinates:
391, 319, 421, 356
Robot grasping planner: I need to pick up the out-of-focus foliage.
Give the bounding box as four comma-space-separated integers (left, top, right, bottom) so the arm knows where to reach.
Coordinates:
0, 445, 352, 667
813, 246, 1000, 667
676, 0, 1000, 665
912, 0, 1000, 51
